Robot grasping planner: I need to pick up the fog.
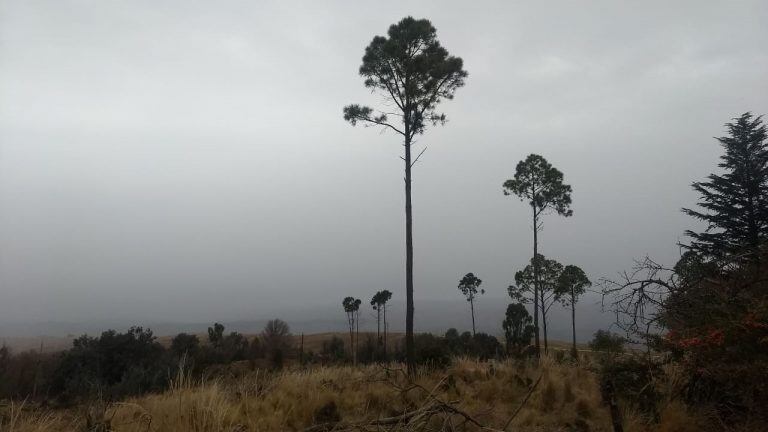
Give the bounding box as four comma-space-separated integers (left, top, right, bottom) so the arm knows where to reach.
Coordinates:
1, 1, 767, 340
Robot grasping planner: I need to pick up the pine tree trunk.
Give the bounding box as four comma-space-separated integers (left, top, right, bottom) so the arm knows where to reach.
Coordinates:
571, 290, 577, 359
355, 311, 360, 365
404, 132, 415, 376
532, 207, 541, 358
541, 287, 549, 354
349, 317, 355, 366
383, 303, 388, 357
470, 296, 476, 336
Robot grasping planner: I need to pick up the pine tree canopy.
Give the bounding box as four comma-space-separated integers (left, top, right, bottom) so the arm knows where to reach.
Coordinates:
503, 154, 573, 218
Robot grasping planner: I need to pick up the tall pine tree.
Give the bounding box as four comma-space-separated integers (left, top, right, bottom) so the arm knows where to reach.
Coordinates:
683, 113, 768, 264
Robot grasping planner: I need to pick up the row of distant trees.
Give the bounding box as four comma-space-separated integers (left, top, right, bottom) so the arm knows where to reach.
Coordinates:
458, 255, 591, 358
341, 148, 590, 362
342, 290, 392, 365
0, 319, 293, 403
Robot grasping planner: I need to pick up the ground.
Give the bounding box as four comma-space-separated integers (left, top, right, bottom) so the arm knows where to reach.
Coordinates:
3, 356, 619, 432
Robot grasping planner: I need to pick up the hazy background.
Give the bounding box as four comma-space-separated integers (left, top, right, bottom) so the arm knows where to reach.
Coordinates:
1, 1, 767, 341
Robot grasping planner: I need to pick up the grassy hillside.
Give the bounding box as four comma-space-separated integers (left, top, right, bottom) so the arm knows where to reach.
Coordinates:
5, 356, 617, 432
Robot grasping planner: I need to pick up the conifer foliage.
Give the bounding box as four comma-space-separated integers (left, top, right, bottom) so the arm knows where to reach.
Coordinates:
683, 113, 768, 264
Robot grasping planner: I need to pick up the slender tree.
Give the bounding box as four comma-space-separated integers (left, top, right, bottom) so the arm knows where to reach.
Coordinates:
371, 289, 393, 357
683, 113, 768, 266
502, 303, 534, 356
509, 254, 563, 354
503, 154, 572, 357
371, 293, 383, 346
380, 290, 392, 355
457, 273, 485, 336
342, 297, 362, 365
343, 17, 467, 374
555, 265, 591, 358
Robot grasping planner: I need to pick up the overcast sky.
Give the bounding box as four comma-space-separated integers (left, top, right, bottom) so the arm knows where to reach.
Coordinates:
1, 1, 767, 334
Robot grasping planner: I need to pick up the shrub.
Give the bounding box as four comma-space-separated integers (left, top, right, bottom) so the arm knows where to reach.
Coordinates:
170, 333, 200, 359
0, 346, 59, 400
413, 333, 451, 367
502, 303, 534, 356
50, 327, 168, 403
393, 333, 451, 366
262, 319, 292, 369
589, 330, 626, 354
357, 334, 378, 364
321, 336, 346, 362
469, 333, 502, 360
598, 354, 662, 416
443, 330, 502, 360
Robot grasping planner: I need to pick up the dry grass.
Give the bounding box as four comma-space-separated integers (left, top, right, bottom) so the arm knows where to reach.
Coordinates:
0, 400, 72, 432
1, 356, 613, 431
145, 357, 610, 431
4, 355, 724, 432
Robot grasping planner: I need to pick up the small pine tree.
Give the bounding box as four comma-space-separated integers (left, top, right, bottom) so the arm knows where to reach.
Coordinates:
509, 254, 563, 353
555, 265, 591, 358
502, 303, 534, 356
457, 273, 484, 336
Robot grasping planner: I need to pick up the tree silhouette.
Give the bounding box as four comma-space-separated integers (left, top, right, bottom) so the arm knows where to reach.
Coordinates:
342, 296, 362, 365
509, 254, 563, 354
370, 292, 383, 347
503, 154, 572, 357
262, 319, 291, 369
170, 333, 200, 359
555, 265, 591, 358
381, 290, 393, 355
502, 303, 534, 356
207, 322, 225, 348
343, 17, 467, 374
457, 273, 484, 336
683, 113, 768, 266
371, 290, 393, 355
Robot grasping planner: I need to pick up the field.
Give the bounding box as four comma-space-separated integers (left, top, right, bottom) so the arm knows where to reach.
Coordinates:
4, 355, 624, 432
2, 330, 716, 432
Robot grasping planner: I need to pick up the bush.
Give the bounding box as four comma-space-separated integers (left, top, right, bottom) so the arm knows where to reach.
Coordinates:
262, 319, 293, 369
413, 333, 451, 367
357, 334, 378, 364
170, 333, 200, 359
502, 303, 534, 356
0, 346, 59, 400
321, 336, 346, 362
443, 330, 502, 360
598, 354, 662, 416
50, 327, 168, 403
469, 333, 502, 360
589, 330, 626, 354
